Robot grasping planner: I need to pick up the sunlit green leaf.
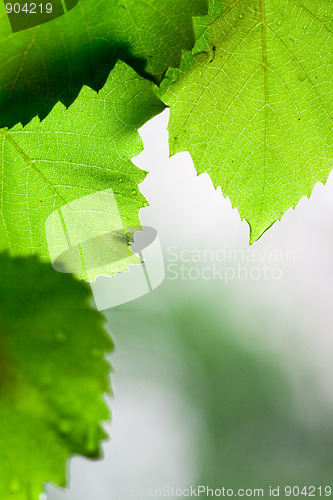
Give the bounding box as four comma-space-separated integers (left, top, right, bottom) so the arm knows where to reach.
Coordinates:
0, 61, 165, 280
161, 0, 333, 242
0, 0, 207, 127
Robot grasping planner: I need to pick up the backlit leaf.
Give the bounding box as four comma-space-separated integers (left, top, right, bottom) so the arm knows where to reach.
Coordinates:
0, 0, 207, 127
161, 0, 333, 242
0, 61, 165, 280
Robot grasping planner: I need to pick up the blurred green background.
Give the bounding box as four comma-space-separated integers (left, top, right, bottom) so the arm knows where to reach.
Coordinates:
47, 278, 333, 500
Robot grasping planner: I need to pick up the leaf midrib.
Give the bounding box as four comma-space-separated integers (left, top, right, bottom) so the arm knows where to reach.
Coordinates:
255, 0, 269, 238
176, 0, 333, 238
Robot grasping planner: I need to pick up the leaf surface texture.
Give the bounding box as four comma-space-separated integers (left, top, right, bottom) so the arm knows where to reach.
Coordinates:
0, 252, 112, 499
0, 0, 206, 127
161, 0, 333, 242
0, 61, 165, 280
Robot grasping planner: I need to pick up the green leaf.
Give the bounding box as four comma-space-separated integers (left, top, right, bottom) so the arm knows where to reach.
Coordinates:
0, 0, 207, 128
0, 61, 165, 280
0, 251, 112, 499
160, 0, 333, 243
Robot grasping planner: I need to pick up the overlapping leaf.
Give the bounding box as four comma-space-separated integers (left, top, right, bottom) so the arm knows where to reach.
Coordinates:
0, 61, 165, 280
0, 252, 112, 499
0, 0, 207, 128
160, 0, 333, 242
